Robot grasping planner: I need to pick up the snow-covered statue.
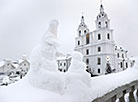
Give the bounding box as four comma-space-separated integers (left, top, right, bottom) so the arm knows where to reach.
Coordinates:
65, 51, 91, 102
66, 51, 91, 87
28, 20, 65, 94
41, 20, 59, 61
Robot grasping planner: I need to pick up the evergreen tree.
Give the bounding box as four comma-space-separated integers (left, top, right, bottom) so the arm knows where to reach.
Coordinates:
106, 62, 112, 74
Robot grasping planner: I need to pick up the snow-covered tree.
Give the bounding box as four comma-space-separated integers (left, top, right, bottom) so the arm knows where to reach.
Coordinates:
105, 62, 112, 74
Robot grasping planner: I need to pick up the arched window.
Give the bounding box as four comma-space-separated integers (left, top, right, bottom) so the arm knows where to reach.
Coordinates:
86, 49, 89, 55
86, 58, 89, 65
98, 69, 100, 73
86, 33, 90, 44
122, 54, 124, 58
117, 53, 119, 58
78, 41, 80, 45
79, 30, 81, 36
105, 21, 108, 28
64, 63, 66, 66
107, 33, 110, 39
98, 22, 101, 28
126, 62, 128, 68
84, 30, 87, 33
99, 22, 101, 25
97, 58, 101, 65
98, 34, 101, 40
98, 47, 101, 52
120, 62, 123, 68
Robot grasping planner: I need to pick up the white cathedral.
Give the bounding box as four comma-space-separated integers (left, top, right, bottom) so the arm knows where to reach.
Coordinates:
74, 4, 135, 76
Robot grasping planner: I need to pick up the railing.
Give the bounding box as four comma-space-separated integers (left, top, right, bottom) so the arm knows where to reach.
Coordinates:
92, 80, 138, 102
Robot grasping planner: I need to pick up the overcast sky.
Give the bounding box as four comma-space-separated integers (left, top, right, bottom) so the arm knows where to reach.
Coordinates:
0, 0, 138, 60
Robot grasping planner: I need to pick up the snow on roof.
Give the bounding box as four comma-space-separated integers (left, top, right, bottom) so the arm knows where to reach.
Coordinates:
0, 61, 4, 67
115, 46, 128, 52
18, 59, 30, 64
57, 56, 72, 60
12, 64, 18, 68
18, 59, 24, 63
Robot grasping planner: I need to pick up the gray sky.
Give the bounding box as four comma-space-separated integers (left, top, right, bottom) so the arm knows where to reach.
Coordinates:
0, 0, 138, 60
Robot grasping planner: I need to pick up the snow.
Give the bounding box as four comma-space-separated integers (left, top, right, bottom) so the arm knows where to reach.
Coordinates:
0, 20, 138, 102
0, 62, 138, 102
28, 20, 65, 94
0, 61, 4, 67
56, 56, 71, 60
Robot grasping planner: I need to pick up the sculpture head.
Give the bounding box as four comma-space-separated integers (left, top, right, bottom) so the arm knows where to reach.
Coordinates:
72, 51, 83, 62
48, 20, 59, 38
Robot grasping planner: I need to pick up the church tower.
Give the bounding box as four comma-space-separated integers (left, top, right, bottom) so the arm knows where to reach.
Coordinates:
92, 3, 116, 75
77, 15, 89, 37
75, 15, 91, 54
75, 3, 117, 76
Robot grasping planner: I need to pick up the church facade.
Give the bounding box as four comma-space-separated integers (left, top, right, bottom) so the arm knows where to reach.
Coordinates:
74, 4, 135, 75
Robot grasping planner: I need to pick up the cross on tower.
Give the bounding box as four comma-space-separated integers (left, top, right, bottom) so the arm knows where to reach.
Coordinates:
100, 0, 102, 5
82, 12, 83, 15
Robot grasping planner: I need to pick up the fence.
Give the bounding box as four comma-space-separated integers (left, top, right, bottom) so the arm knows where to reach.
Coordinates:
92, 80, 138, 102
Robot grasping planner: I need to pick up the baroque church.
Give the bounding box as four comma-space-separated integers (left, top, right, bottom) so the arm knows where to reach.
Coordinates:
74, 3, 135, 76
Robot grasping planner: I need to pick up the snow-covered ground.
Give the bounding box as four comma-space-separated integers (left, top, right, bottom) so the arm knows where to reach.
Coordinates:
0, 60, 138, 102
0, 20, 138, 102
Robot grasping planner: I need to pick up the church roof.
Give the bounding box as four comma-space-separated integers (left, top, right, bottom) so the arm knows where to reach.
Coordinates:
97, 4, 108, 20
78, 15, 88, 29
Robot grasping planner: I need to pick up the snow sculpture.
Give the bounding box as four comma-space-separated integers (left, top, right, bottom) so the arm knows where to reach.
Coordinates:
66, 51, 91, 87
65, 51, 91, 102
29, 20, 65, 94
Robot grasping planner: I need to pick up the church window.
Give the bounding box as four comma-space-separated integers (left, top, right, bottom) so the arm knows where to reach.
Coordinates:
122, 54, 124, 58
120, 62, 123, 68
107, 33, 110, 39
78, 40, 80, 45
98, 69, 100, 73
64, 69, 66, 72
117, 53, 119, 58
24, 64, 26, 66
84, 30, 87, 33
97, 58, 101, 65
86, 33, 90, 44
60, 63, 62, 66
99, 15, 101, 18
98, 47, 101, 52
86, 58, 89, 65
86, 49, 89, 55
126, 62, 128, 68
105, 21, 108, 28
98, 34, 101, 40
98, 22, 101, 28
79, 30, 81, 36
64, 63, 66, 66
98, 22, 101, 25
